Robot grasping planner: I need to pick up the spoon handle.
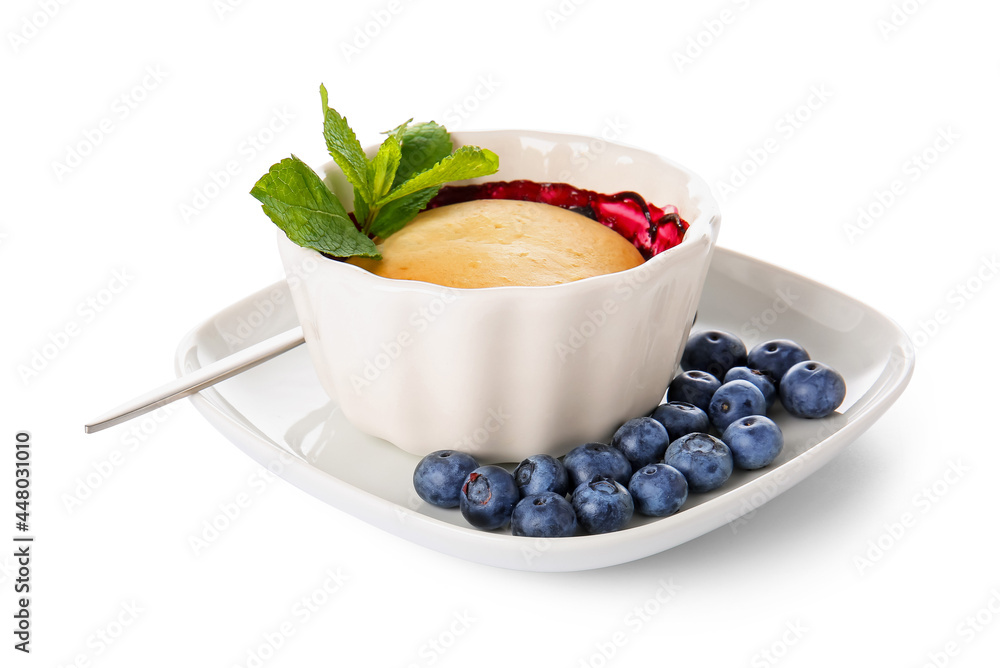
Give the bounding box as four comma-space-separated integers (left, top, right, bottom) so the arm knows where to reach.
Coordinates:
84, 327, 306, 434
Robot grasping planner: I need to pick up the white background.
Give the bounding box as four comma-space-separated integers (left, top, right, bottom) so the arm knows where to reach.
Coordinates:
3, 0, 999, 665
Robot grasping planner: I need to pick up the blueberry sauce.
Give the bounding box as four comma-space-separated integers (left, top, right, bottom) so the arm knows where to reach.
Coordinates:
427, 180, 689, 259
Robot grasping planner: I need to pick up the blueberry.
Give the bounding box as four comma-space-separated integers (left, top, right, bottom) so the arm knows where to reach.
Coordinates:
722, 415, 784, 469
611, 417, 670, 471
663, 433, 733, 493
513, 454, 569, 498
724, 366, 777, 410
681, 330, 747, 380
571, 476, 634, 534
779, 360, 847, 418
628, 464, 688, 517
650, 401, 710, 442
412, 450, 480, 508
563, 442, 632, 489
747, 339, 809, 386
511, 492, 578, 537
708, 379, 767, 432
459, 465, 519, 530
668, 370, 721, 413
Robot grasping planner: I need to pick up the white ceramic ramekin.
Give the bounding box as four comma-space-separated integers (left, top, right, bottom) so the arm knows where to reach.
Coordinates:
278, 130, 720, 462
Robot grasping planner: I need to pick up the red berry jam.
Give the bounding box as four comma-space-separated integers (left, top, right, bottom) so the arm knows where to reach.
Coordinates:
428, 180, 688, 260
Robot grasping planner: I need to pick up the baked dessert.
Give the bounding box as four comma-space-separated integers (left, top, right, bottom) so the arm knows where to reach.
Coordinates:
348, 199, 645, 288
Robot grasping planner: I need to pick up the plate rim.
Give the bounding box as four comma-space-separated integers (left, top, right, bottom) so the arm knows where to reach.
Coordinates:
175, 246, 915, 572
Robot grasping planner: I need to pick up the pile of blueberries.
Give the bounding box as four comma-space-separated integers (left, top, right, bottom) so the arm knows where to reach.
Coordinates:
412, 331, 847, 537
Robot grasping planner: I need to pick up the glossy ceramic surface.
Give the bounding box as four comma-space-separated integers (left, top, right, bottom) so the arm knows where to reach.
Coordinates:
177, 248, 914, 572
279, 129, 721, 460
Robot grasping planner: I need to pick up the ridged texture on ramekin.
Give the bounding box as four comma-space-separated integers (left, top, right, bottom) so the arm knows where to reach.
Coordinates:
278, 130, 720, 462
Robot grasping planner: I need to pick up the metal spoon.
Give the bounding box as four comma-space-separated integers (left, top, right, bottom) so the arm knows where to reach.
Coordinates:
84, 327, 305, 434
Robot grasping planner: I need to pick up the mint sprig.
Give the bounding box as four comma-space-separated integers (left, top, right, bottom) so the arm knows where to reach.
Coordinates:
319, 84, 373, 205
368, 133, 402, 200
367, 188, 442, 240
389, 120, 454, 187
376, 145, 499, 207
251, 85, 500, 259
250, 156, 380, 258
365, 120, 457, 239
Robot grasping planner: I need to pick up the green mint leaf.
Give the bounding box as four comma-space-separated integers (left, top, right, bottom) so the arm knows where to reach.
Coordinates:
384, 118, 412, 138
367, 187, 441, 239
352, 186, 370, 229
389, 121, 453, 188
251, 155, 380, 259
368, 134, 402, 201
320, 84, 373, 204
376, 145, 499, 207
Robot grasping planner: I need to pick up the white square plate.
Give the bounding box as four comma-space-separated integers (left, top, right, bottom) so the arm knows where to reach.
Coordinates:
175, 247, 914, 572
